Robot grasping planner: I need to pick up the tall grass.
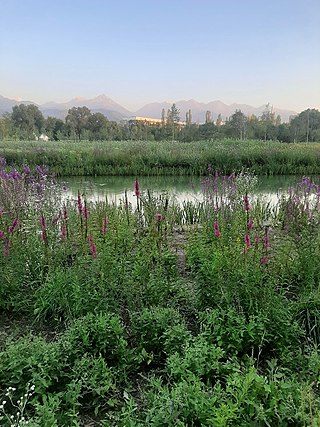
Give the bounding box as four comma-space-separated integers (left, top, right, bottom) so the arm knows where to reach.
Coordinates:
1, 139, 320, 176
1, 162, 320, 425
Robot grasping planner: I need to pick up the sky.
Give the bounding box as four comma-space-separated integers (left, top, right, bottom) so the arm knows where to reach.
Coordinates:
0, 0, 319, 112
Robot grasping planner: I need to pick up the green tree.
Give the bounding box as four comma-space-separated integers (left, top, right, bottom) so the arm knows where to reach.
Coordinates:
65, 106, 91, 141
166, 103, 180, 141
86, 112, 108, 140
44, 116, 65, 141
11, 104, 44, 139
290, 109, 320, 142
228, 109, 247, 140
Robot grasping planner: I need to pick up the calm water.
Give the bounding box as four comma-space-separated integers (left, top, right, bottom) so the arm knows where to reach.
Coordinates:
60, 175, 312, 206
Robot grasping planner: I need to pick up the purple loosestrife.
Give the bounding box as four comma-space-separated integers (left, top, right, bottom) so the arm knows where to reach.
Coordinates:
4, 238, 9, 257
155, 213, 163, 222
244, 233, 251, 249
40, 214, 47, 242
101, 216, 108, 236
213, 221, 221, 238
260, 256, 268, 266
8, 218, 18, 234
264, 234, 270, 252
77, 191, 83, 216
134, 179, 140, 197
244, 194, 250, 212
61, 223, 67, 241
84, 206, 88, 221
0, 230, 5, 240
88, 234, 97, 258
247, 219, 253, 231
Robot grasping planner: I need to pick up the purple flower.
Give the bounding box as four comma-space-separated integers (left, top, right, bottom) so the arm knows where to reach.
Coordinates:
8, 218, 18, 234
88, 234, 97, 258
214, 221, 221, 238
155, 213, 163, 222
244, 194, 250, 212
84, 206, 88, 221
247, 219, 253, 231
0, 230, 5, 240
244, 233, 251, 249
101, 216, 108, 236
260, 256, 268, 266
134, 179, 140, 197
77, 191, 83, 215
4, 238, 9, 257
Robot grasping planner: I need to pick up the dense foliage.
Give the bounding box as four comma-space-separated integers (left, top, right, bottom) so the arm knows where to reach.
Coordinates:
1, 139, 320, 177
1, 161, 320, 426
1, 104, 320, 143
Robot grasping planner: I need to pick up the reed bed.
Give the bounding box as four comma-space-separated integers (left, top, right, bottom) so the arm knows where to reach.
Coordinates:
1, 139, 320, 176
1, 161, 320, 425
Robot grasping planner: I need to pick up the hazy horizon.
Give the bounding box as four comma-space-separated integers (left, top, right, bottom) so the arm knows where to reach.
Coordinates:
1, 0, 319, 113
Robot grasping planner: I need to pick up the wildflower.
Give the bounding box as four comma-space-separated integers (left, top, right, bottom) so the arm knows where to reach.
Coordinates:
101, 216, 108, 236
77, 191, 83, 215
84, 206, 88, 221
22, 164, 31, 174
0, 230, 5, 240
134, 179, 140, 197
88, 234, 97, 258
213, 221, 221, 238
8, 218, 18, 233
40, 214, 46, 242
244, 233, 251, 249
155, 213, 163, 222
264, 234, 270, 251
51, 212, 61, 225
61, 223, 67, 240
247, 219, 253, 230
244, 194, 250, 212
260, 256, 268, 266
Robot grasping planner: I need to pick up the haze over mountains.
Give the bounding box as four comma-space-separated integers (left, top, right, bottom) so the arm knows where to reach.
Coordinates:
0, 94, 297, 123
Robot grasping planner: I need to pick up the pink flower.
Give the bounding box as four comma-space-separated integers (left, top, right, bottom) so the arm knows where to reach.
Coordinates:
101, 216, 108, 236
84, 206, 88, 221
244, 194, 250, 212
61, 223, 67, 240
88, 234, 97, 258
155, 213, 163, 222
260, 256, 268, 266
264, 234, 270, 251
244, 233, 251, 249
213, 221, 221, 238
4, 238, 9, 257
0, 230, 5, 240
77, 191, 83, 215
8, 218, 18, 234
63, 205, 68, 221
134, 179, 140, 197
247, 219, 253, 231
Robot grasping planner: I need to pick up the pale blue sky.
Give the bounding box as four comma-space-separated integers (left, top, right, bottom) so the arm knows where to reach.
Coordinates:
0, 0, 319, 112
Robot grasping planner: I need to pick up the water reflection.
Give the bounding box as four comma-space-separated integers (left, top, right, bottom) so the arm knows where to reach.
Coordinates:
60, 175, 317, 206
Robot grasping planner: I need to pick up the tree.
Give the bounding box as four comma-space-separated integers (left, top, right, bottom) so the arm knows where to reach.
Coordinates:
11, 104, 44, 139
290, 109, 320, 142
65, 106, 91, 141
166, 103, 180, 141
228, 109, 247, 140
216, 114, 222, 127
205, 111, 212, 124
45, 116, 65, 140
86, 112, 108, 140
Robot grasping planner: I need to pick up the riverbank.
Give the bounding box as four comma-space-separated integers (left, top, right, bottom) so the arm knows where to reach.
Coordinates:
1, 139, 320, 176
1, 165, 320, 425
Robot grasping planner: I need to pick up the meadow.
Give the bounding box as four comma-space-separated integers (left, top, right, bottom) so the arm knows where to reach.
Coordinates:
1, 139, 320, 176
1, 160, 320, 426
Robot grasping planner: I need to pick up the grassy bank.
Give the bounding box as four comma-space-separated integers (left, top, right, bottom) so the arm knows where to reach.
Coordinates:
1, 139, 320, 176
1, 163, 320, 425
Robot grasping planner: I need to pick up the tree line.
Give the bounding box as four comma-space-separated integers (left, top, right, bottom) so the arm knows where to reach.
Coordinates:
0, 103, 319, 143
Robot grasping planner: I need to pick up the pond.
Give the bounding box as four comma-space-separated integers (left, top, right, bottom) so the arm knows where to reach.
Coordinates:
60, 175, 313, 206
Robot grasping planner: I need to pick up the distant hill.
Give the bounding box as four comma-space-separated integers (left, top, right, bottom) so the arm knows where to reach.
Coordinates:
135, 99, 297, 123
0, 94, 297, 122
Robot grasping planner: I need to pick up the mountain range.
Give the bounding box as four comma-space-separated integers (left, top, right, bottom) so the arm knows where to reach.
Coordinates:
0, 94, 297, 123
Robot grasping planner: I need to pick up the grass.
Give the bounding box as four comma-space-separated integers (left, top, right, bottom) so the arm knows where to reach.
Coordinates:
1, 138, 320, 176
1, 164, 320, 425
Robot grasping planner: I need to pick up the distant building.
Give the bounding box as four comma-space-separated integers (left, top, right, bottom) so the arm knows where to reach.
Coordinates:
127, 116, 163, 126
39, 133, 49, 142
